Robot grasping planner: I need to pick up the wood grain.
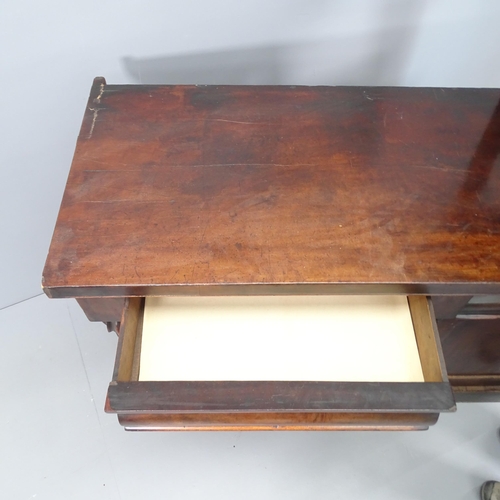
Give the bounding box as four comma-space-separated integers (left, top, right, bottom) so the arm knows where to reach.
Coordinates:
43, 78, 500, 298
76, 297, 125, 322
408, 296, 446, 382
106, 380, 455, 414
114, 297, 143, 382
439, 319, 500, 376
115, 411, 439, 431
438, 318, 500, 401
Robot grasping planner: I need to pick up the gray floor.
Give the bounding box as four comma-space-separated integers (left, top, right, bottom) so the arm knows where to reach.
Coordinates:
2, 294, 500, 499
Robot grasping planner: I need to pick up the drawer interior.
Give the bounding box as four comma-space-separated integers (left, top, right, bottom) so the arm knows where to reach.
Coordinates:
139, 295, 424, 383
107, 295, 455, 431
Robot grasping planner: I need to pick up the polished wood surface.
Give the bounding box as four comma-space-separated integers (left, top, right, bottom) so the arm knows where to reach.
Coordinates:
439, 319, 500, 376
114, 412, 439, 432
438, 318, 500, 401
41, 78, 500, 425
76, 297, 125, 332
43, 78, 500, 298
76, 297, 125, 323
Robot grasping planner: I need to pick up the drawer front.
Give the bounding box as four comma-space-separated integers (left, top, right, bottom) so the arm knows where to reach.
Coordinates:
106, 296, 455, 431
438, 318, 500, 402
432, 295, 500, 401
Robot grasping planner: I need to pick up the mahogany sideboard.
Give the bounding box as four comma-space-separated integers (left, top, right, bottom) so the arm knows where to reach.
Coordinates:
42, 77, 500, 431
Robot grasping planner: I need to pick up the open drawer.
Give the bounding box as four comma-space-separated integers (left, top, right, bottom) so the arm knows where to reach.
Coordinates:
105, 295, 455, 431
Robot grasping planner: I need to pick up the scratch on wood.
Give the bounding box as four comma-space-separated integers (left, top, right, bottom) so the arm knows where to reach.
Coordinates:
82, 158, 137, 168
186, 163, 317, 168
83, 199, 173, 203
206, 119, 263, 125
198, 219, 209, 252
409, 164, 462, 175
87, 108, 99, 139
94, 83, 105, 104
87, 84, 105, 139
82, 160, 316, 169
190, 219, 210, 280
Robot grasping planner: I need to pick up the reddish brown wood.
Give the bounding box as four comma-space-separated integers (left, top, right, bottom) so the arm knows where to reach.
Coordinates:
439, 319, 500, 376
438, 319, 500, 401
42, 78, 500, 298
41, 78, 500, 425
115, 411, 439, 431
76, 297, 125, 323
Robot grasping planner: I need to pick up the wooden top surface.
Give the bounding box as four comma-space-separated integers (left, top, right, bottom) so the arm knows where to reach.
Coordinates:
43, 77, 500, 298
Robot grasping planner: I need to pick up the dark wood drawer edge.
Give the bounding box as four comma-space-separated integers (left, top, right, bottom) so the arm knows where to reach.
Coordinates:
106, 381, 456, 414
45, 283, 500, 299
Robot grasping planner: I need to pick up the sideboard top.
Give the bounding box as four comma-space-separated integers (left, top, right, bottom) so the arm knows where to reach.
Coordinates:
43, 77, 500, 297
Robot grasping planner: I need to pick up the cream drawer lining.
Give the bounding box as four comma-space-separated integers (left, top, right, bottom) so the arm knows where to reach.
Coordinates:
138, 295, 424, 383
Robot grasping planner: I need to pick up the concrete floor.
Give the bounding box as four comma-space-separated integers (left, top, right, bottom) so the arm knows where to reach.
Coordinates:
2, 294, 500, 499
